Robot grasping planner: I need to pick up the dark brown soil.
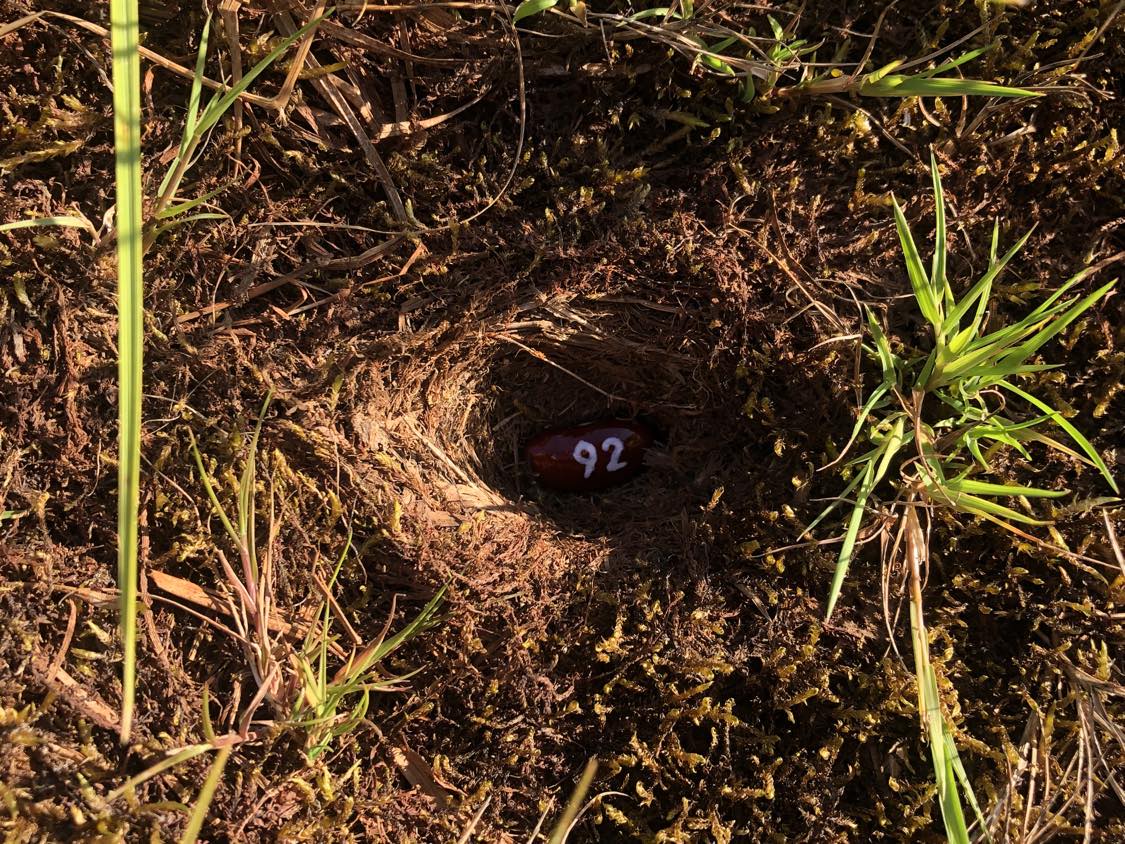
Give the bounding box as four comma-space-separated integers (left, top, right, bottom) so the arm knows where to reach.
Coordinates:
1, 0, 1123, 841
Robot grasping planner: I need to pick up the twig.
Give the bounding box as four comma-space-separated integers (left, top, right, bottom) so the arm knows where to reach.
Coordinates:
274, 6, 408, 223
32, 654, 119, 731
311, 574, 364, 646
1105, 511, 1125, 579
456, 794, 493, 843
219, 1, 246, 171
45, 599, 80, 684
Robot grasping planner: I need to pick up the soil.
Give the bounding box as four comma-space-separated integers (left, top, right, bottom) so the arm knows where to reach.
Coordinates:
1, 0, 1123, 841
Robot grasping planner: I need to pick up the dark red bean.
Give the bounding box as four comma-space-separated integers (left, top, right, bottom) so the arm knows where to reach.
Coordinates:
525, 420, 655, 492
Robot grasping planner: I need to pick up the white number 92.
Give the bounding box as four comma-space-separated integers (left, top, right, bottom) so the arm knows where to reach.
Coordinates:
572, 437, 628, 479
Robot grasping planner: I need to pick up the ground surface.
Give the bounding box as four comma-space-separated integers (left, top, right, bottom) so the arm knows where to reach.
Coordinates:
1, 0, 1124, 841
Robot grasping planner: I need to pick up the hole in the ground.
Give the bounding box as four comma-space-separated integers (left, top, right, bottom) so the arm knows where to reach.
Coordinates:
449, 298, 768, 547
350, 282, 841, 588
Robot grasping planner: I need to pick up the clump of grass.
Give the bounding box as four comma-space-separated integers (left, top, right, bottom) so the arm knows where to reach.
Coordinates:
809, 153, 1117, 841
96, 388, 444, 837
814, 154, 1117, 619
146, 11, 330, 247
513, 3, 1037, 105
1, 0, 336, 746
291, 532, 446, 761
189, 393, 445, 760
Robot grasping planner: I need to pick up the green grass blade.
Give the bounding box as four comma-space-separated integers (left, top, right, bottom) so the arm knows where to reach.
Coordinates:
514, 0, 559, 22
971, 361, 1058, 389
842, 443, 886, 467
151, 212, 230, 238
804, 467, 868, 537
863, 59, 905, 86
1018, 430, 1090, 465
351, 585, 447, 676
329, 691, 371, 742
825, 418, 906, 620
940, 228, 1033, 339
825, 459, 875, 621
189, 432, 240, 546
238, 392, 272, 582
548, 759, 599, 844
0, 215, 97, 238
107, 744, 215, 801
1023, 269, 1089, 321
180, 15, 211, 146
999, 382, 1119, 493
200, 685, 216, 744
998, 279, 1116, 367
155, 186, 227, 220
867, 310, 898, 381
937, 488, 1051, 525
707, 36, 738, 53
975, 413, 1053, 435
980, 434, 1030, 462
836, 384, 890, 471
327, 524, 353, 589
110, 0, 144, 745
180, 746, 231, 844
946, 324, 976, 356
948, 735, 991, 842
918, 47, 991, 79
701, 53, 736, 75
892, 197, 942, 330
965, 437, 990, 470
929, 153, 951, 313
945, 477, 1067, 498
906, 510, 971, 844
933, 722, 972, 844
627, 7, 684, 21
863, 75, 1037, 98
158, 13, 212, 198
295, 655, 323, 708
910, 614, 961, 838
307, 524, 354, 692
194, 12, 330, 140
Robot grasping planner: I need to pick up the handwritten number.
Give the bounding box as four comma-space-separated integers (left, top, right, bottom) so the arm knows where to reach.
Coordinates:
573, 437, 628, 477
602, 437, 627, 472
573, 440, 598, 479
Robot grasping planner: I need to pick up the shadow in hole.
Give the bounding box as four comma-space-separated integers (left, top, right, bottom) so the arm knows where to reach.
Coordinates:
469, 328, 848, 580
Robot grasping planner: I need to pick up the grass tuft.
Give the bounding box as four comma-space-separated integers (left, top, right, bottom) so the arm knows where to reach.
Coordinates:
811, 151, 1117, 841
189, 394, 446, 760
512, 5, 1037, 105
